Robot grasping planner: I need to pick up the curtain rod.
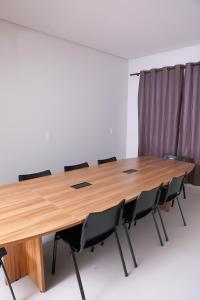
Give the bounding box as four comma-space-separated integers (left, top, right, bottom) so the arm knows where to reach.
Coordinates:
130, 65, 185, 77
130, 62, 200, 77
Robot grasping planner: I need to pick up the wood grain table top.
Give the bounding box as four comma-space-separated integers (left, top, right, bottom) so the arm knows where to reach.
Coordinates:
0, 157, 194, 247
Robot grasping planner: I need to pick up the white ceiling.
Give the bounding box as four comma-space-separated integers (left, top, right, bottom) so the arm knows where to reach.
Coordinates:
0, 0, 200, 59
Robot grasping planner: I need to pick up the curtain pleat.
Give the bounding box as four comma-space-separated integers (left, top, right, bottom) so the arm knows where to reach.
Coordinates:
177, 63, 200, 185
138, 65, 184, 157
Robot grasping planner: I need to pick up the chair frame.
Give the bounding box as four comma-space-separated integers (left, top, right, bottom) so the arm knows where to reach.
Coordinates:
160, 175, 187, 227
0, 248, 16, 300
153, 174, 187, 249
163, 153, 193, 199
51, 201, 128, 300
123, 186, 168, 267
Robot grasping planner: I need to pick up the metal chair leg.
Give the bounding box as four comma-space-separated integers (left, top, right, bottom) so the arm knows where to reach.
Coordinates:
1, 259, 16, 300
157, 207, 169, 241
51, 234, 59, 274
176, 197, 187, 226
183, 184, 186, 199
171, 200, 175, 207
70, 249, 86, 300
123, 223, 137, 268
152, 212, 164, 246
114, 229, 128, 277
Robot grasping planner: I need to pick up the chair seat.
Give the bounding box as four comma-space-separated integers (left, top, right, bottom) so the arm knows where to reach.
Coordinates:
0, 248, 7, 260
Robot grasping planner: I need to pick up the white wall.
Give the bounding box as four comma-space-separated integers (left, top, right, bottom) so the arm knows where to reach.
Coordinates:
127, 44, 200, 158
0, 20, 128, 184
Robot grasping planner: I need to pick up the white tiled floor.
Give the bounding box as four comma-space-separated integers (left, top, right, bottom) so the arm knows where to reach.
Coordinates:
1, 185, 200, 300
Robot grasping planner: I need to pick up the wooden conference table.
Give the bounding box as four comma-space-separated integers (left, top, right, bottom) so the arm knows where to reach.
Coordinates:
0, 157, 194, 292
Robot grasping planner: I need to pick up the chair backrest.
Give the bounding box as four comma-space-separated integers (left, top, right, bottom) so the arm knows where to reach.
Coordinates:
18, 170, 51, 181
163, 153, 193, 163
80, 200, 124, 250
134, 186, 161, 217
64, 162, 89, 172
98, 156, 117, 165
165, 175, 185, 201
163, 154, 178, 160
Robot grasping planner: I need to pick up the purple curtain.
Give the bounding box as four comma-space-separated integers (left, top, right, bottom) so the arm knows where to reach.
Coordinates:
178, 63, 200, 185
138, 65, 184, 157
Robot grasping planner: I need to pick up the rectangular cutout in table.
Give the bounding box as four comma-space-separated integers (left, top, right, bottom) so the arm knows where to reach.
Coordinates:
123, 169, 138, 174
71, 182, 92, 189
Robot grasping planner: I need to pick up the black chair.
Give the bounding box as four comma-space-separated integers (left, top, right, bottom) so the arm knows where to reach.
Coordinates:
51, 201, 128, 300
98, 156, 117, 165
159, 175, 187, 226
123, 186, 167, 267
64, 162, 89, 172
18, 170, 51, 181
0, 248, 16, 300
163, 154, 193, 163
163, 154, 193, 199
